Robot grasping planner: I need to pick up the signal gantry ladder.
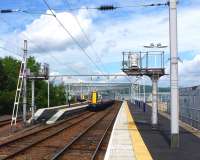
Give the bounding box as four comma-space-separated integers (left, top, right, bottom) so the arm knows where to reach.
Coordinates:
11, 40, 28, 126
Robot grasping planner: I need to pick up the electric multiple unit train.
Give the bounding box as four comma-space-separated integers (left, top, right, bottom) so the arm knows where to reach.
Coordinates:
87, 90, 114, 111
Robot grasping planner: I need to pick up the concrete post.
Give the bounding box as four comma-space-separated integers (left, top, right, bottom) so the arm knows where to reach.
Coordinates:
169, 0, 179, 148
151, 77, 158, 127
31, 79, 35, 121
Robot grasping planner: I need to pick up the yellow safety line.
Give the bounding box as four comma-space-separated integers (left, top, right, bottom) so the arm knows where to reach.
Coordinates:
125, 101, 153, 160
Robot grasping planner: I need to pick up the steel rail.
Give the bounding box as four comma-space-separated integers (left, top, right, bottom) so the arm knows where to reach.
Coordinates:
0, 110, 90, 147
51, 106, 117, 160
0, 118, 22, 127
91, 109, 118, 160
0, 120, 12, 127
1, 111, 95, 160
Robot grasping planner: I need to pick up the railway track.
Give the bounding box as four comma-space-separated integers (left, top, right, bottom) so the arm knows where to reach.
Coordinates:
0, 110, 93, 160
0, 102, 87, 128
0, 119, 11, 128
0, 118, 23, 128
0, 101, 121, 160
51, 102, 120, 160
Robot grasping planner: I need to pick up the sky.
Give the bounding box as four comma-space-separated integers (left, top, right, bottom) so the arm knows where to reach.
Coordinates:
0, 0, 200, 87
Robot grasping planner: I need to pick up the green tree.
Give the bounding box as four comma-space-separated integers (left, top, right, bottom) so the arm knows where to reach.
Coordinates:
27, 56, 40, 75
0, 60, 7, 90
0, 56, 67, 115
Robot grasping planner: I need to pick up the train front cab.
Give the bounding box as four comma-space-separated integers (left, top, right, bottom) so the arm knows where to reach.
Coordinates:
88, 91, 114, 111
91, 91, 97, 105
87, 91, 99, 111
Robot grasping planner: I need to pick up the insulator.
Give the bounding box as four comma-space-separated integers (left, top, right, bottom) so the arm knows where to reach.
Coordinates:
98, 5, 116, 10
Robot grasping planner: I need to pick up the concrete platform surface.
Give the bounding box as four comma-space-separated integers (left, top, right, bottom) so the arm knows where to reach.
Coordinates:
104, 101, 152, 160
29, 102, 86, 123
46, 104, 88, 124
128, 102, 200, 160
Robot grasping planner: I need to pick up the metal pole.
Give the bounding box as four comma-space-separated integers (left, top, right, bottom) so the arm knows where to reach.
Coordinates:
138, 81, 140, 101
143, 77, 146, 112
23, 40, 27, 125
143, 78, 146, 103
64, 86, 67, 105
152, 77, 158, 127
48, 79, 50, 108
81, 82, 83, 99
122, 52, 124, 70
133, 84, 135, 103
137, 83, 138, 101
131, 83, 134, 103
169, 0, 179, 148
31, 79, 35, 121
129, 86, 132, 102
80, 81, 83, 99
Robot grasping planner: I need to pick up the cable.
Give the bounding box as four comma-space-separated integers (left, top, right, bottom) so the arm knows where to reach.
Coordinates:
0, 15, 82, 75
42, 0, 105, 74
0, 2, 169, 16
115, 2, 169, 9
13, 2, 169, 13
63, 0, 109, 73
0, 36, 22, 58
0, 46, 22, 57
21, 10, 53, 16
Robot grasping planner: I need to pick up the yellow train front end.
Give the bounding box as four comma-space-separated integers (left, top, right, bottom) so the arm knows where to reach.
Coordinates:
87, 90, 114, 111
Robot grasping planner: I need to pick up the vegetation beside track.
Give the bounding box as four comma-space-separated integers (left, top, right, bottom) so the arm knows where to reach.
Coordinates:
0, 56, 74, 115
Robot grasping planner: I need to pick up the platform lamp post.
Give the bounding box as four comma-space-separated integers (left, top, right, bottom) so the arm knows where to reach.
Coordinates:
144, 43, 167, 128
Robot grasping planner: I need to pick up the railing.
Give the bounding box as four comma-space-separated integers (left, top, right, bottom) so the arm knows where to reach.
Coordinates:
122, 51, 165, 70
131, 89, 200, 130
156, 92, 200, 130
179, 106, 200, 129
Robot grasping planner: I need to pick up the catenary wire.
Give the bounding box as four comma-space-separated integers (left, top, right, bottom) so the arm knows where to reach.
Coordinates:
42, 0, 106, 75
63, 0, 109, 73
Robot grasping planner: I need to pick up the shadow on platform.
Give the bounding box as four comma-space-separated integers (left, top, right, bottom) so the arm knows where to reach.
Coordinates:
128, 102, 200, 160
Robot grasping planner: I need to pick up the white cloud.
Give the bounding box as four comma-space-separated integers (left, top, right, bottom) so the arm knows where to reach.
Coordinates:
179, 55, 200, 76
19, 10, 92, 53
2, 5, 200, 86
159, 54, 200, 87
178, 55, 200, 87
178, 8, 200, 53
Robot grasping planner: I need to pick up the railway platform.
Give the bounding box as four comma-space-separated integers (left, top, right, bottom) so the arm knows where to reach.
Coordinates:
105, 101, 200, 160
105, 101, 152, 160
30, 102, 87, 123
46, 104, 88, 124
1, 101, 200, 159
